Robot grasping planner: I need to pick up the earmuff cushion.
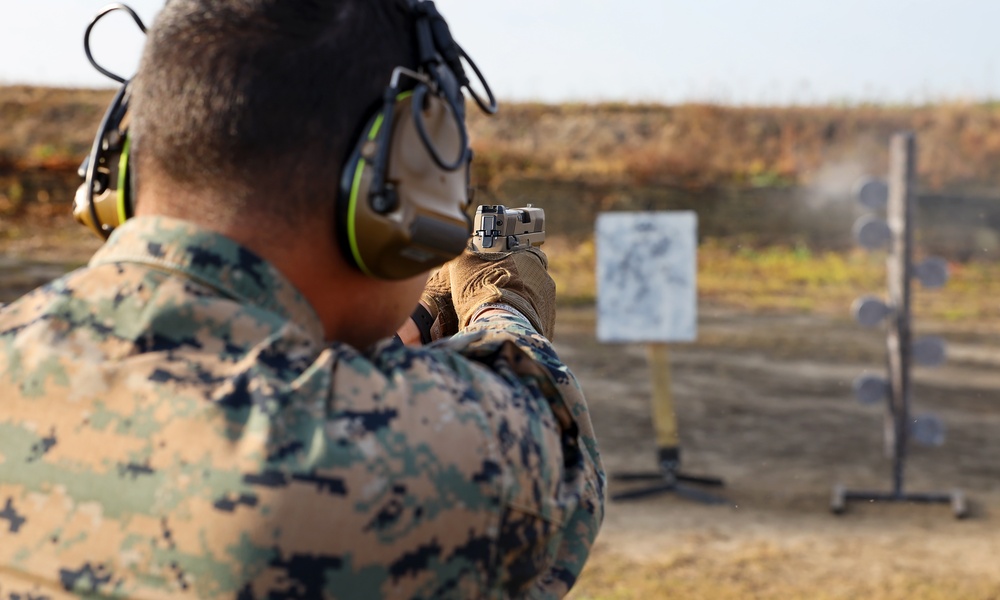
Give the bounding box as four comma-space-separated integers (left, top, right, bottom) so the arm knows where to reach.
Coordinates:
349, 92, 471, 280
117, 134, 134, 224
336, 91, 413, 276
337, 111, 386, 275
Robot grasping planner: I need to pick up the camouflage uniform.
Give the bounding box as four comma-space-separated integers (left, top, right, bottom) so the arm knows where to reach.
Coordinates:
0, 216, 604, 599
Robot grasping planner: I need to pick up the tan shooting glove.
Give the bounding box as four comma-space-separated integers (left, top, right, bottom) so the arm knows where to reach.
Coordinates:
414, 264, 460, 343
449, 246, 556, 339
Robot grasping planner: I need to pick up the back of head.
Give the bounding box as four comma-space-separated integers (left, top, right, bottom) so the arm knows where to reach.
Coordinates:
131, 0, 415, 230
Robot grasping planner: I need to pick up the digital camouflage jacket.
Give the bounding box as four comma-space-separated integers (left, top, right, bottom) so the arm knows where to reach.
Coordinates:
0, 216, 604, 599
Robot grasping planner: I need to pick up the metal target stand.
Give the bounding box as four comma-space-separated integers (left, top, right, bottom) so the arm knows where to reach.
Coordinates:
611, 345, 727, 505
595, 213, 728, 506
833, 132, 967, 519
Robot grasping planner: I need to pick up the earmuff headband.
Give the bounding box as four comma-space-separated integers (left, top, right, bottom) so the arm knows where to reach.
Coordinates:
412, 1, 497, 116
84, 3, 147, 84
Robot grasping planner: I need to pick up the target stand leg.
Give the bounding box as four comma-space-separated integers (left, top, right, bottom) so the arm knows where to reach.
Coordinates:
831, 485, 967, 519
613, 446, 727, 504
612, 344, 727, 505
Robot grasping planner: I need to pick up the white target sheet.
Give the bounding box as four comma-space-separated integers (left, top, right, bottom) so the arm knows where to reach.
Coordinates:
596, 212, 697, 343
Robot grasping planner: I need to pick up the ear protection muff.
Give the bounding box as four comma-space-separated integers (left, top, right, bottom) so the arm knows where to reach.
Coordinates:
336, 70, 473, 280
335, 0, 498, 280
75, 4, 145, 240
74, 83, 134, 239
76, 0, 498, 281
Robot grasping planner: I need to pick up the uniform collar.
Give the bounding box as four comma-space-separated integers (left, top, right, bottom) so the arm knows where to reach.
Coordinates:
90, 215, 325, 344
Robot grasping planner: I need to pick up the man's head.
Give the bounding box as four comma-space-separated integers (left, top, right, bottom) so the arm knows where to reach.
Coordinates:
130, 0, 432, 346
131, 0, 416, 232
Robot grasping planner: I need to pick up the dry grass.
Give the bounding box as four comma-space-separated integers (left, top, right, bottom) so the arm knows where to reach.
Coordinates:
7, 85, 1000, 195
568, 546, 1000, 600
0, 86, 113, 170
547, 235, 1000, 324
467, 101, 1000, 194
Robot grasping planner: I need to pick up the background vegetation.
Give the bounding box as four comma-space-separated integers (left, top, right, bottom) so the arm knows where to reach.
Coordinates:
4, 86, 1000, 321
6, 86, 1000, 193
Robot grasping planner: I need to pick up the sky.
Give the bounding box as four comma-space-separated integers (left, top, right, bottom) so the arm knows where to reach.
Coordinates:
3, 0, 1000, 105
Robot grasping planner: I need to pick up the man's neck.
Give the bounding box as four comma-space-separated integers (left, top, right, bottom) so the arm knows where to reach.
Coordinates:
135, 192, 423, 347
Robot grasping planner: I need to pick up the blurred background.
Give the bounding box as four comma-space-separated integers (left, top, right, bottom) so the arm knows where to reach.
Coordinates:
3, 2, 1000, 599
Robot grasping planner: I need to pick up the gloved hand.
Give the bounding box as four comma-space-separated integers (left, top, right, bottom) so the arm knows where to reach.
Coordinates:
415, 263, 460, 342
449, 246, 556, 339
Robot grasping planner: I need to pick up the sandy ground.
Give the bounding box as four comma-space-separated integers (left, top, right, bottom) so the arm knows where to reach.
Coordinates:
554, 306, 1000, 598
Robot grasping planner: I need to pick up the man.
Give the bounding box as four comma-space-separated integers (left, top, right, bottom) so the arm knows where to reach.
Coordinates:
0, 0, 604, 598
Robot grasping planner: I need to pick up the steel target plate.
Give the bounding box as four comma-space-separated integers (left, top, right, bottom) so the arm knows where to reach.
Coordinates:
911, 414, 946, 446
852, 296, 892, 328
853, 373, 889, 406
856, 178, 889, 211
853, 216, 892, 250
913, 336, 947, 367
915, 257, 949, 289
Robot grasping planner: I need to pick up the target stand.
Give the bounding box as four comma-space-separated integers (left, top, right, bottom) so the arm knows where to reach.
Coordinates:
596, 213, 727, 506
831, 485, 966, 517
613, 463, 727, 504
610, 346, 726, 505
835, 133, 967, 519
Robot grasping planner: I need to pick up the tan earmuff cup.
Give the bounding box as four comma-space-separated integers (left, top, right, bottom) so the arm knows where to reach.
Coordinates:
73, 183, 123, 237
351, 94, 471, 280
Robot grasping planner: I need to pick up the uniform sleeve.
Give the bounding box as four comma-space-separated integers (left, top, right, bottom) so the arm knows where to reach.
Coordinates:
443, 311, 606, 598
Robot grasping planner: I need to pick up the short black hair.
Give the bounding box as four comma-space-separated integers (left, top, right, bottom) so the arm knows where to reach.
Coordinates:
131, 0, 415, 225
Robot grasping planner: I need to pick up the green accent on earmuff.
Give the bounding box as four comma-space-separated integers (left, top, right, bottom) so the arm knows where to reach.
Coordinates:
117, 135, 131, 226
347, 115, 384, 276
346, 91, 413, 277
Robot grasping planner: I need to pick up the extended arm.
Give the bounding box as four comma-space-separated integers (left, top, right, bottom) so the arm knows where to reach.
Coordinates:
399, 246, 605, 597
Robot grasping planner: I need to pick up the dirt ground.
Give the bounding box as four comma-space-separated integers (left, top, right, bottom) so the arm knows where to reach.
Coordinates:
554, 306, 1000, 599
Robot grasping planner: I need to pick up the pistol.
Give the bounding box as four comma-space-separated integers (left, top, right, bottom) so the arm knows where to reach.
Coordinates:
472, 205, 545, 253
